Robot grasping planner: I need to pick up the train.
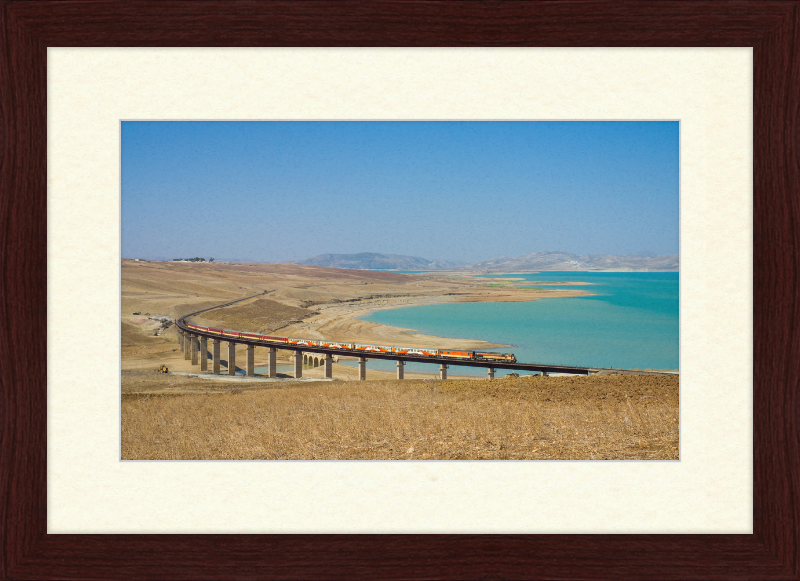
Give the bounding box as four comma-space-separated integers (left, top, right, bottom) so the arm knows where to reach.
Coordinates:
183, 322, 516, 363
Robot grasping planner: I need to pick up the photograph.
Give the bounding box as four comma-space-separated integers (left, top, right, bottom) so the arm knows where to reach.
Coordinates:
121, 120, 679, 461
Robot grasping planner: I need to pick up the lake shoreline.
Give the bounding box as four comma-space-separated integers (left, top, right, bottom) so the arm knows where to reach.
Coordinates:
281, 285, 592, 351
351, 271, 680, 372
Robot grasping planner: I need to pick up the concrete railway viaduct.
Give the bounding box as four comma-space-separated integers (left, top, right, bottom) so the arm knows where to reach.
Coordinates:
173, 294, 658, 380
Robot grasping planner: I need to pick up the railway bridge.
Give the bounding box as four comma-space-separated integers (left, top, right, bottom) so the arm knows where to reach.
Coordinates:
174, 294, 605, 380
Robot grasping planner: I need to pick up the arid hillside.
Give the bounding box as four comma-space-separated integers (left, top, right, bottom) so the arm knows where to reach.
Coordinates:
196, 298, 314, 334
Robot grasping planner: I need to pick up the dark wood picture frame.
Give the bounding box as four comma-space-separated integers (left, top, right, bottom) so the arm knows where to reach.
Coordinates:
1, 1, 798, 579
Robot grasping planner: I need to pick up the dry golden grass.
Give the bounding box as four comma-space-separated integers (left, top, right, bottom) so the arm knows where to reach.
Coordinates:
196, 298, 314, 333
121, 373, 678, 460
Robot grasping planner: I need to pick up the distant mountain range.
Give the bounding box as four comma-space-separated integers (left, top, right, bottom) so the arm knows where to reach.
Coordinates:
468, 251, 679, 272
291, 251, 678, 272
291, 253, 465, 271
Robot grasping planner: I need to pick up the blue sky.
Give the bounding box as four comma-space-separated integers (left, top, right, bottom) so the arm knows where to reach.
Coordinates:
121, 121, 678, 263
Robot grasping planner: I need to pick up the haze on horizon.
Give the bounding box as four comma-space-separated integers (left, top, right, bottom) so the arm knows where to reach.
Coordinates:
122, 121, 679, 263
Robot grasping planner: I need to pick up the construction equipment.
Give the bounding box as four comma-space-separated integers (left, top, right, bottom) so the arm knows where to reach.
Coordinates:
504, 372, 520, 379
156, 365, 168, 373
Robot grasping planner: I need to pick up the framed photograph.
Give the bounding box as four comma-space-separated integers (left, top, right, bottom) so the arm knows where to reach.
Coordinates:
2, 1, 797, 579
120, 118, 680, 462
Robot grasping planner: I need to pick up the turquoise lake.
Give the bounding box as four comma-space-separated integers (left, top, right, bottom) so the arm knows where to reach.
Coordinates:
345, 271, 679, 376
